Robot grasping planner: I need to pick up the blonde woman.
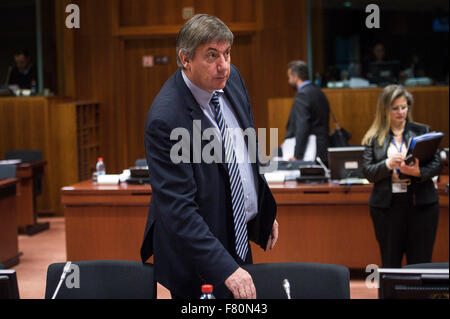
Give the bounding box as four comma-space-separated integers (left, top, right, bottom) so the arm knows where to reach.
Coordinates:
362, 85, 442, 268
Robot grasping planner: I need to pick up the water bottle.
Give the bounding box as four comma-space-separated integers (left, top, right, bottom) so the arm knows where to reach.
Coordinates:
199, 284, 215, 299
314, 72, 322, 87
31, 79, 37, 95
96, 157, 106, 179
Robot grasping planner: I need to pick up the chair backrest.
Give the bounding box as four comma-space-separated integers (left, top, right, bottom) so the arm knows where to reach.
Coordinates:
403, 262, 449, 269
135, 158, 147, 167
45, 260, 156, 299
243, 262, 350, 299
5, 150, 43, 195
5, 150, 42, 162
0, 164, 17, 179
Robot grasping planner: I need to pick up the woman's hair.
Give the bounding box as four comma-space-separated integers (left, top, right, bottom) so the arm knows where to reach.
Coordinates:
362, 85, 413, 146
176, 14, 234, 68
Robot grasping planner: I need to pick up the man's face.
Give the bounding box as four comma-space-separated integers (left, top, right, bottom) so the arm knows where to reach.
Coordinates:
14, 54, 29, 71
181, 41, 231, 93
287, 69, 298, 90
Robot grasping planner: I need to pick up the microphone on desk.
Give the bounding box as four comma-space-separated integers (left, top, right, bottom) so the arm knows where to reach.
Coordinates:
282, 279, 291, 299
316, 157, 329, 177
51, 261, 72, 299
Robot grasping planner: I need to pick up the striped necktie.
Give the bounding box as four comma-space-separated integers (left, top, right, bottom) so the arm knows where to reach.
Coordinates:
210, 92, 248, 261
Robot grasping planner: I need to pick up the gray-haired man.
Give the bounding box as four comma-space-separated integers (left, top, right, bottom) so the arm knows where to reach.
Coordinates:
140, 14, 278, 299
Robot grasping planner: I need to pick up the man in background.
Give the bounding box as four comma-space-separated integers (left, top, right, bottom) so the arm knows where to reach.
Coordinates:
7, 49, 37, 89
284, 60, 330, 164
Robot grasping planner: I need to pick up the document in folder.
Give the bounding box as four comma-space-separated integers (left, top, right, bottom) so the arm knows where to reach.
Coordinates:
281, 135, 317, 161
406, 132, 444, 164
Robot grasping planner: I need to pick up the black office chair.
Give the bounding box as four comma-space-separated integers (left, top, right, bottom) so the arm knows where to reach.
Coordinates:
0, 164, 17, 179
403, 262, 449, 269
135, 158, 147, 167
4, 150, 42, 162
4, 150, 42, 195
243, 262, 350, 299
45, 260, 156, 299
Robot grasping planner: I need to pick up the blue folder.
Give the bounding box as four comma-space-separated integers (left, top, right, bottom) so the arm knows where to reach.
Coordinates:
407, 132, 444, 163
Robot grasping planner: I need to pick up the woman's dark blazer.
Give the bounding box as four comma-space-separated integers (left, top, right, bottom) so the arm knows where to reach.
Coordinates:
362, 121, 442, 209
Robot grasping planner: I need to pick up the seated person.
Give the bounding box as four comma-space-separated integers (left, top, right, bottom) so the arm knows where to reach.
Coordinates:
7, 49, 37, 90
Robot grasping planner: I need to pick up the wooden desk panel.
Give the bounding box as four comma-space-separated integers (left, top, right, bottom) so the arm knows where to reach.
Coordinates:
61, 180, 449, 268
62, 181, 150, 261
15, 161, 49, 234
0, 178, 20, 268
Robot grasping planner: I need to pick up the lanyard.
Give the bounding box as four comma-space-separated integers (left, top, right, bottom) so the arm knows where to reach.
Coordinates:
391, 137, 404, 176
391, 137, 404, 153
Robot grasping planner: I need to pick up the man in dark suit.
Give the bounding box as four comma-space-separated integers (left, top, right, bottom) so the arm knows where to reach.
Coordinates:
7, 49, 37, 90
285, 61, 330, 164
140, 14, 278, 299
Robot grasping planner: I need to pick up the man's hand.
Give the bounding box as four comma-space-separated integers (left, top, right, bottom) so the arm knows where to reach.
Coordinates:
224, 267, 256, 299
266, 219, 279, 250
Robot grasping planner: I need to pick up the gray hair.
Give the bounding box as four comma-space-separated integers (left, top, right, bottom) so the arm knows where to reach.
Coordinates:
176, 14, 234, 68
287, 60, 310, 81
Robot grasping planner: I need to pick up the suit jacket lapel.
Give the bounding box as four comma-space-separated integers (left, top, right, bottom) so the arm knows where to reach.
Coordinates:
224, 87, 251, 130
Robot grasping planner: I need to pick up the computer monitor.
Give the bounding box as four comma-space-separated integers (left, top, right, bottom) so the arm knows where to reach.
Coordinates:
0, 270, 20, 299
378, 268, 449, 299
328, 146, 365, 180
368, 60, 401, 85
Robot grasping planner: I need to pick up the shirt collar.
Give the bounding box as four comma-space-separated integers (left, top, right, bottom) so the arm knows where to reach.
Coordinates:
298, 80, 311, 92
181, 70, 224, 106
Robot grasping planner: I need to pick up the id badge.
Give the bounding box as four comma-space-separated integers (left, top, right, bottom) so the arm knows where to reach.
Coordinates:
392, 182, 408, 193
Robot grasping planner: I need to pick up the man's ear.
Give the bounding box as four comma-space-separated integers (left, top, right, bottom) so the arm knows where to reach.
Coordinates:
179, 50, 190, 70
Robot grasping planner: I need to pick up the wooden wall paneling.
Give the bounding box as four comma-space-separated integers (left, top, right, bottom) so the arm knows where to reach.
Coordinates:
408, 86, 449, 147
324, 88, 381, 145
267, 98, 295, 147
115, 0, 261, 37
118, 39, 129, 170
70, 0, 122, 173
255, 0, 308, 151
123, 37, 179, 166
55, 0, 76, 97
49, 103, 79, 194
0, 97, 54, 213
231, 35, 256, 110
118, 0, 258, 27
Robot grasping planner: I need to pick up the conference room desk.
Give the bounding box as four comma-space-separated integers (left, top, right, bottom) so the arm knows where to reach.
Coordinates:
61, 180, 449, 268
15, 161, 50, 235
0, 178, 20, 268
